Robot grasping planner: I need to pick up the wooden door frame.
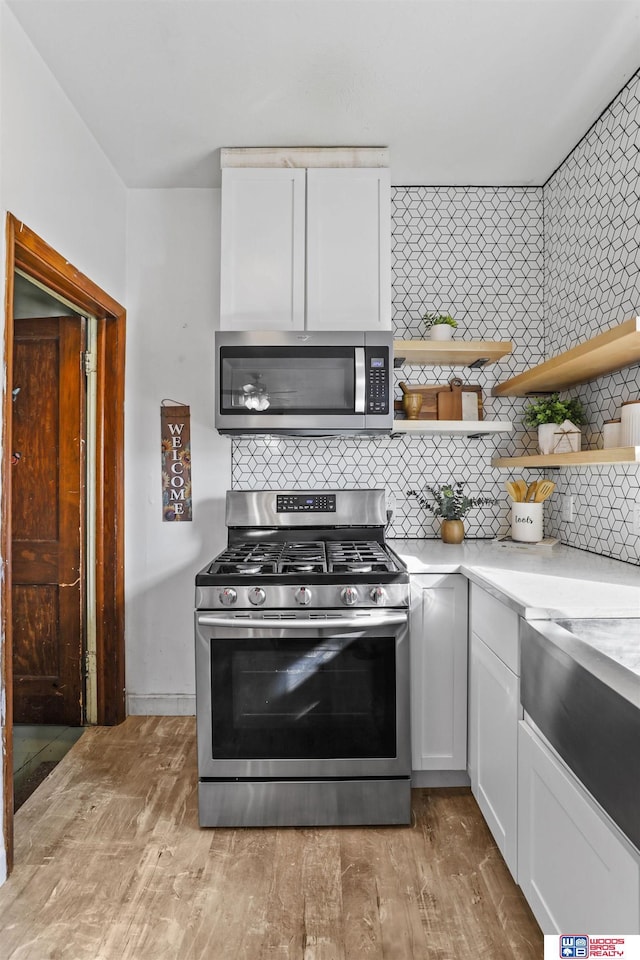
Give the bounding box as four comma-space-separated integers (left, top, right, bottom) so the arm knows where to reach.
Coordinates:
2, 214, 126, 874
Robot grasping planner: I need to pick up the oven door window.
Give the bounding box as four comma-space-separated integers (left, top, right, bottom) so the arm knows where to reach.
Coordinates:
219, 346, 355, 415
210, 634, 396, 759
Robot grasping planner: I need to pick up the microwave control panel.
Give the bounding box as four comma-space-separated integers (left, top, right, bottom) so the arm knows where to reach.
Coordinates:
365, 348, 389, 414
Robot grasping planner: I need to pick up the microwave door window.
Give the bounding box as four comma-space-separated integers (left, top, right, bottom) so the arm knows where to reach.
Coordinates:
220, 348, 355, 415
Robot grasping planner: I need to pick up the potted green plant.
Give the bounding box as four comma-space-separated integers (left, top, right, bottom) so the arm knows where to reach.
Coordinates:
407, 481, 496, 543
422, 311, 458, 341
522, 392, 586, 455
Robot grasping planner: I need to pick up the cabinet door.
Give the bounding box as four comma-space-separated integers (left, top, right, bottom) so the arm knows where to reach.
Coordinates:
410, 574, 468, 771
306, 168, 391, 330
518, 721, 640, 934
220, 168, 305, 330
469, 631, 519, 879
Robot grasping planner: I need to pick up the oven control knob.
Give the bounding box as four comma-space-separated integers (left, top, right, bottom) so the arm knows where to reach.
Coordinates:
341, 586, 358, 606
370, 585, 386, 605
294, 586, 312, 606
248, 587, 266, 606
219, 587, 237, 607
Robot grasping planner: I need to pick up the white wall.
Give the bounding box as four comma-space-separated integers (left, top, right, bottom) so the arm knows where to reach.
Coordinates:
0, 6, 126, 299
124, 189, 230, 715
0, 3, 127, 884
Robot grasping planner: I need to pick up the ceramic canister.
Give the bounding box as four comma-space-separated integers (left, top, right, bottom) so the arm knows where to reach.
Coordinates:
620, 400, 640, 446
603, 418, 621, 449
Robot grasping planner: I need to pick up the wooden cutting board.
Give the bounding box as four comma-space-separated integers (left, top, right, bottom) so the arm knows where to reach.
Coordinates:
398, 379, 483, 421
437, 378, 463, 419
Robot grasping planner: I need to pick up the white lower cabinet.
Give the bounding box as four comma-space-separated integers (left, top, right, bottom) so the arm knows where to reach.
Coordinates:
468, 584, 521, 880
410, 574, 468, 774
518, 720, 640, 934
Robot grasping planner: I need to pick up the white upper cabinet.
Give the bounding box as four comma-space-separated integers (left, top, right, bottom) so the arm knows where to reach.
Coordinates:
306, 168, 391, 330
220, 168, 306, 331
219, 149, 391, 331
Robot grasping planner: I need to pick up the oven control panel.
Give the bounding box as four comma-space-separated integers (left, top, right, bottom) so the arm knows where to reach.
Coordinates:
196, 582, 409, 611
276, 494, 336, 513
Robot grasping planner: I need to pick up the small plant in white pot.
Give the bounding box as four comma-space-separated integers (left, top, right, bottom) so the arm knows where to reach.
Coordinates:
422, 311, 458, 341
523, 393, 587, 455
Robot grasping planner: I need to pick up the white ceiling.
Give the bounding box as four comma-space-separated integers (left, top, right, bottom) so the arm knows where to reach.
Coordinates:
7, 0, 640, 188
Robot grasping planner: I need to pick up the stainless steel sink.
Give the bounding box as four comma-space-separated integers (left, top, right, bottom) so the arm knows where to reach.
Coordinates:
520, 618, 640, 851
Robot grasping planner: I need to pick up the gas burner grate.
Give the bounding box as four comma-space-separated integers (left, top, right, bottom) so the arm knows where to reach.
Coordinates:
327, 540, 398, 574
277, 541, 327, 574
209, 541, 284, 575
204, 538, 401, 579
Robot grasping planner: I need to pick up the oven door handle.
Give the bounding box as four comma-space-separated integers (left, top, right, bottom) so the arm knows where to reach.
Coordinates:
197, 613, 407, 630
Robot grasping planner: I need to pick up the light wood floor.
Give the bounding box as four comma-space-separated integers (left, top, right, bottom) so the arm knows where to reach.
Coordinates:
0, 717, 542, 959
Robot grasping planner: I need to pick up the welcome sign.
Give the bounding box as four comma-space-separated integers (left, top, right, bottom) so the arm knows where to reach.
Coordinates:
161, 403, 192, 522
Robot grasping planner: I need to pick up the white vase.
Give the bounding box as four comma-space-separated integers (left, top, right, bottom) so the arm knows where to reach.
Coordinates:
537, 423, 557, 455
429, 325, 454, 341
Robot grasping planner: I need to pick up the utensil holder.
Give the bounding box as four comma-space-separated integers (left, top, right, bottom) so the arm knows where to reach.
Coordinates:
511, 502, 543, 542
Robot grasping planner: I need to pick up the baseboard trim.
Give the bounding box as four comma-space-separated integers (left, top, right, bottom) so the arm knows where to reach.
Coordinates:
126, 694, 196, 716
411, 770, 471, 788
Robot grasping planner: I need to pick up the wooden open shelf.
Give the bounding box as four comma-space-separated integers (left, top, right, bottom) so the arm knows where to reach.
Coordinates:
394, 419, 513, 437
492, 317, 640, 397
491, 446, 640, 468
394, 340, 513, 368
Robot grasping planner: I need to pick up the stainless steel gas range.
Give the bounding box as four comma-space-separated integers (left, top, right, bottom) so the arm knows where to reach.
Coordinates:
194, 489, 411, 827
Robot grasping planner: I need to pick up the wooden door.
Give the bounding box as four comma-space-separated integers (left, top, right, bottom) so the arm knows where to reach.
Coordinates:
12, 316, 86, 725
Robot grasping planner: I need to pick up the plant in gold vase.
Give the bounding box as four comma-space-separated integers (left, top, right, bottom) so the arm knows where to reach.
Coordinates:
407, 481, 497, 544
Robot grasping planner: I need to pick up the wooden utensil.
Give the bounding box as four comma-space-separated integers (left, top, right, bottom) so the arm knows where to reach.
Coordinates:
534, 480, 556, 502
505, 481, 521, 501
515, 479, 527, 502
525, 481, 538, 502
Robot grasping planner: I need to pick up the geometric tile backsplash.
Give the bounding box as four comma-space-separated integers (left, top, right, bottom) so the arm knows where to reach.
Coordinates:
544, 70, 640, 564
233, 73, 640, 565
233, 186, 545, 542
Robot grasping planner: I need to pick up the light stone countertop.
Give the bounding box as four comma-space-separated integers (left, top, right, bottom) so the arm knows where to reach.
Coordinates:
389, 538, 640, 620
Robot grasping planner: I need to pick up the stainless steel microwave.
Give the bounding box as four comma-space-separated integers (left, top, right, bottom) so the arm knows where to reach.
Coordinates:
215, 330, 394, 435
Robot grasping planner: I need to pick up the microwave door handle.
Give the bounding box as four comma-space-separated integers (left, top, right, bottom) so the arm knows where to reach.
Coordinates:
354, 347, 366, 414
197, 613, 407, 630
